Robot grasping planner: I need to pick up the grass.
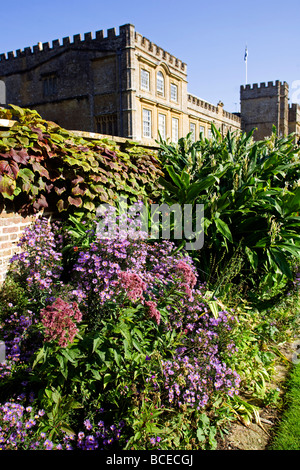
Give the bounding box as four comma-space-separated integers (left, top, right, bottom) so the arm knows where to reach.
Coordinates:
269, 361, 300, 450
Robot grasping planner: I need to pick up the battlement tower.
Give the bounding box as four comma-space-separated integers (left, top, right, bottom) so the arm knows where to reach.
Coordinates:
240, 80, 289, 140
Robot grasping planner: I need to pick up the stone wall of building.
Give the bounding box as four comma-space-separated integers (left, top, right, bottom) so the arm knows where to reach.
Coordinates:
240, 81, 290, 140
0, 25, 134, 134
0, 24, 242, 145
289, 103, 300, 140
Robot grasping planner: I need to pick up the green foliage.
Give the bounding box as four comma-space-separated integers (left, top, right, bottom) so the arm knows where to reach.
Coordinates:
38, 387, 82, 439
0, 106, 163, 217
269, 362, 300, 449
30, 303, 173, 416
158, 126, 300, 295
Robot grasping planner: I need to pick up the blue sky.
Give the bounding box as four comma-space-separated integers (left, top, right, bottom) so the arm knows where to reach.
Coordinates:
1, 0, 300, 112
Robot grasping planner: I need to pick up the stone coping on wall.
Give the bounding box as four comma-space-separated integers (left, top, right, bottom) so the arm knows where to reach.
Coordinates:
70, 129, 160, 150
0, 118, 160, 150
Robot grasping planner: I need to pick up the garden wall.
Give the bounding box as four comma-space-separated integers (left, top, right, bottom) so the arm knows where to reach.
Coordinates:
0, 118, 159, 284
0, 209, 39, 283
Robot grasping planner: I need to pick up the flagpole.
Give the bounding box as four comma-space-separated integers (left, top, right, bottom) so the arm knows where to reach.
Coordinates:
244, 45, 248, 85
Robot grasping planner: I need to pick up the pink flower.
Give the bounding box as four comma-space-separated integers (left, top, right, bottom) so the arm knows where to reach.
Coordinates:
175, 260, 197, 298
40, 298, 82, 347
118, 271, 147, 301
145, 300, 160, 325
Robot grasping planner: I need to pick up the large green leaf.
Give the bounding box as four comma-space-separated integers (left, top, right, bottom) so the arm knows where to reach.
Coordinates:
165, 165, 184, 189
268, 247, 293, 279
282, 187, 300, 216
276, 242, 300, 258
186, 175, 217, 203
214, 217, 233, 243
0, 174, 16, 197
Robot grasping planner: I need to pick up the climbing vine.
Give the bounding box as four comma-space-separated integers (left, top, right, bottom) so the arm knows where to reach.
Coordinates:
0, 105, 163, 217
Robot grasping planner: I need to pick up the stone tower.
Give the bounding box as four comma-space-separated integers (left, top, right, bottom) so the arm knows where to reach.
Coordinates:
240, 80, 289, 140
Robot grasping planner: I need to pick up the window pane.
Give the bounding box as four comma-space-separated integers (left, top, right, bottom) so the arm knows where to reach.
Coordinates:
43, 75, 57, 97
190, 123, 196, 142
172, 117, 179, 142
171, 83, 178, 102
96, 114, 118, 136
158, 114, 166, 140
143, 109, 151, 138
157, 71, 164, 95
141, 69, 150, 91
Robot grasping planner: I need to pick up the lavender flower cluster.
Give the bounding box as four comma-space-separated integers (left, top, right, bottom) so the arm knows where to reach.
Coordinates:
293, 267, 300, 289
10, 217, 63, 291
0, 207, 243, 450
158, 292, 241, 408
0, 399, 51, 450
0, 304, 39, 366
76, 417, 125, 450
0, 395, 125, 450
71, 203, 197, 316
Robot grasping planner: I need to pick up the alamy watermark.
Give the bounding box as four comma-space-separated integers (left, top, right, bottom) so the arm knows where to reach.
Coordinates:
95, 196, 204, 251
291, 80, 300, 104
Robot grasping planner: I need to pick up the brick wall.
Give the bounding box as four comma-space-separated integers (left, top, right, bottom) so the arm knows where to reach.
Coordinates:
0, 210, 40, 283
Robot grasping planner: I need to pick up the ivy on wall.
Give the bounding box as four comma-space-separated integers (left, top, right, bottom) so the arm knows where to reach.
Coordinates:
0, 105, 163, 217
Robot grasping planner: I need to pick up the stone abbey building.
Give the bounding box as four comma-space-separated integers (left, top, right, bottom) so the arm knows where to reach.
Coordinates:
0, 23, 299, 144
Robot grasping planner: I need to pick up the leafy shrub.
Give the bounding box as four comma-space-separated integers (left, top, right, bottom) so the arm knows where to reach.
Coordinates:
158, 126, 300, 296
0, 105, 163, 217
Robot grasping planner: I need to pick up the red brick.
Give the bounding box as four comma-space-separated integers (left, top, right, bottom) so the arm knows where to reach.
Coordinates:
0, 242, 13, 250
3, 226, 19, 234
0, 249, 12, 257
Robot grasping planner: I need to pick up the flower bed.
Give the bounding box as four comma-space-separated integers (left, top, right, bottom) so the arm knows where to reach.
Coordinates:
0, 210, 244, 450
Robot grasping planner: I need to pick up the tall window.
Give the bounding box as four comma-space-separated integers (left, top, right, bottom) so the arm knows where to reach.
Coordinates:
143, 109, 152, 138
141, 69, 150, 91
172, 117, 179, 142
190, 122, 196, 142
158, 113, 166, 140
199, 125, 205, 137
96, 114, 118, 136
156, 71, 164, 95
42, 74, 57, 97
170, 83, 178, 102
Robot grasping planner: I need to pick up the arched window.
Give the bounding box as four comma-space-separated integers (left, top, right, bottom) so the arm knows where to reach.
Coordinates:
156, 71, 164, 95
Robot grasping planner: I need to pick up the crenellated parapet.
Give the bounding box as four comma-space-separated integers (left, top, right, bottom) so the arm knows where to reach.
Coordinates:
0, 24, 133, 69
0, 23, 187, 74
289, 102, 300, 120
289, 102, 300, 111
240, 80, 289, 99
187, 94, 241, 124
135, 32, 186, 73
